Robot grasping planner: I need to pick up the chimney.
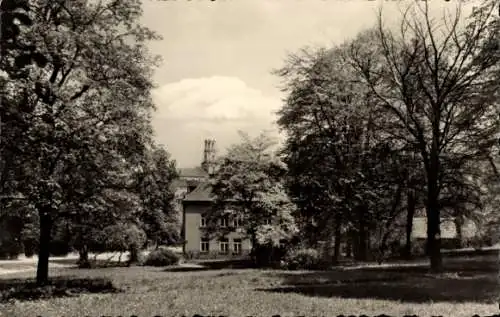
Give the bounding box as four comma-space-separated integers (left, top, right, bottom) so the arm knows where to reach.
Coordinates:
203, 139, 209, 164
202, 138, 216, 174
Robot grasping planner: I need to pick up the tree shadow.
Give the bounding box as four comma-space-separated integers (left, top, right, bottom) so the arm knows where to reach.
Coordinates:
258, 255, 499, 303
51, 258, 131, 269
164, 258, 256, 272
0, 276, 121, 302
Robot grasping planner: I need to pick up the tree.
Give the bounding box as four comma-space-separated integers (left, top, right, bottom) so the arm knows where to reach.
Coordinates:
275, 46, 416, 263
135, 144, 179, 248
207, 131, 298, 265
0, 0, 47, 73
100, 222, 147, 265
1, 0, 161, 284
346, 2, 500, 271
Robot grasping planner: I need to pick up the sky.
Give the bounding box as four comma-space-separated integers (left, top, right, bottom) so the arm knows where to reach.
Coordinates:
140, 0, 478, 168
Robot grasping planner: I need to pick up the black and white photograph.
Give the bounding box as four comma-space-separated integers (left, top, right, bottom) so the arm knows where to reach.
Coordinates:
1, 0, 499, 316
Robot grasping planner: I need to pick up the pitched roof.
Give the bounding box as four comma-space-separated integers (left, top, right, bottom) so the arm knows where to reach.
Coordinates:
170, 178, 188, 190
170, 177, 207, 194
183, 181, 213, 202
178, 167, 208, 178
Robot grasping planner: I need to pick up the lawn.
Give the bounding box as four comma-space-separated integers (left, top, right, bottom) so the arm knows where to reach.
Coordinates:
0, 254, 499, 317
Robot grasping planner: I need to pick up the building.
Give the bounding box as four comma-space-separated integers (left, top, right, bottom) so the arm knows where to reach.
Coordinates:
175, 140, 481, 258
411, 212, 477, 241
173, 139, 252, 258
170, 139, 215, 233
182, 183, 252, 259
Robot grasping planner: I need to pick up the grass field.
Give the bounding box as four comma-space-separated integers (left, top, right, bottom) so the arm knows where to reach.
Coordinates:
0, 253, 499, 317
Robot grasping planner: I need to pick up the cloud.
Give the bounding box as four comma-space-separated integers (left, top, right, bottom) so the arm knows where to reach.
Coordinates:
152, 76, 283, 167
154, 76, 281, 123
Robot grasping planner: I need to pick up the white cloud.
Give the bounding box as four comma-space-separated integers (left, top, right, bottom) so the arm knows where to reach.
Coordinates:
152, 76, 283, 167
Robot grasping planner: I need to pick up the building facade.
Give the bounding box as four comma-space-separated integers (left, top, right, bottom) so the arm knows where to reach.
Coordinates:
182, 189, 252, 259
173, 139, 252, 258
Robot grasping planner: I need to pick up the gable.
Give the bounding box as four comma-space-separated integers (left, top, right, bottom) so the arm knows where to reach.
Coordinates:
183, 181, 213, 202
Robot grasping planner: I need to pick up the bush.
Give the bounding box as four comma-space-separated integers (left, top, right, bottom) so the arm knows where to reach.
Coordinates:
49, 240, 71, 256
23, 239, 36, 257
440, 238, 462, 250
463, 235, 491, 249
281, 248, 321, 270
251, 244, 286, 268
100, 223, 147, 253
0, 240, 23, 260
143, 248, 180, 267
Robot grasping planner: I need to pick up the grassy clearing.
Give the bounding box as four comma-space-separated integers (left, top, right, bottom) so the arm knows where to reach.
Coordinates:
0, 254, 498, 317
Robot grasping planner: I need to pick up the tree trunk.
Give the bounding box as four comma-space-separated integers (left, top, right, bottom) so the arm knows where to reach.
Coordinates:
36, 211, 52, 285
356, 206, 368, 261
250, 231, 257, 265
425, 107, 443, 272
128, 246, 139, 266
454, 217, 463, 248
345, 231, 352, 258
405, 190, 416, 259
333, 216, 342, 264
426, 176, 442, 272
351, 230, 359, 260
78, 245, 91, 268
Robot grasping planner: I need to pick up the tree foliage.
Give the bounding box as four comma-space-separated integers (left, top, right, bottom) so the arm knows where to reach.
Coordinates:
207, 131, 298, 262
0, 0, 177, 284
276, 1, 500, 270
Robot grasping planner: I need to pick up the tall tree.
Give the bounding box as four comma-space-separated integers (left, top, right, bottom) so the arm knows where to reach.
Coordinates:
135, 144, 179, 248
275, 46, 412, 263
347, 2, 500, 271
2, 0, 161, 284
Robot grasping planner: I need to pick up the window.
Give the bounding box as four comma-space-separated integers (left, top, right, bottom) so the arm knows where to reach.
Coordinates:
200, 238, 209, 253
200, 214, 207, 227
220, 216, 229, 228
233, 239, 242, 255
233, 217, 243, 228
264, 217, 272, 225
219, 238, 229, 254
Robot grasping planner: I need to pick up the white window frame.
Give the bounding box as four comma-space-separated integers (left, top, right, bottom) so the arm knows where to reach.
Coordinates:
200, 214, 207, 228
233, 217, 243, 228
220, 216, 228, 228
219, 239, 229, 254
200, 238, 210, 253
233, 239, 242, 255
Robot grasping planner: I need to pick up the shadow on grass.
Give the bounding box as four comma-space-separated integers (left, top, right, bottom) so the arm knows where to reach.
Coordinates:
51, 258, 131, 269
164, 258, 256, 272
0, 276, 122, 302
258, 255, 499, 303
